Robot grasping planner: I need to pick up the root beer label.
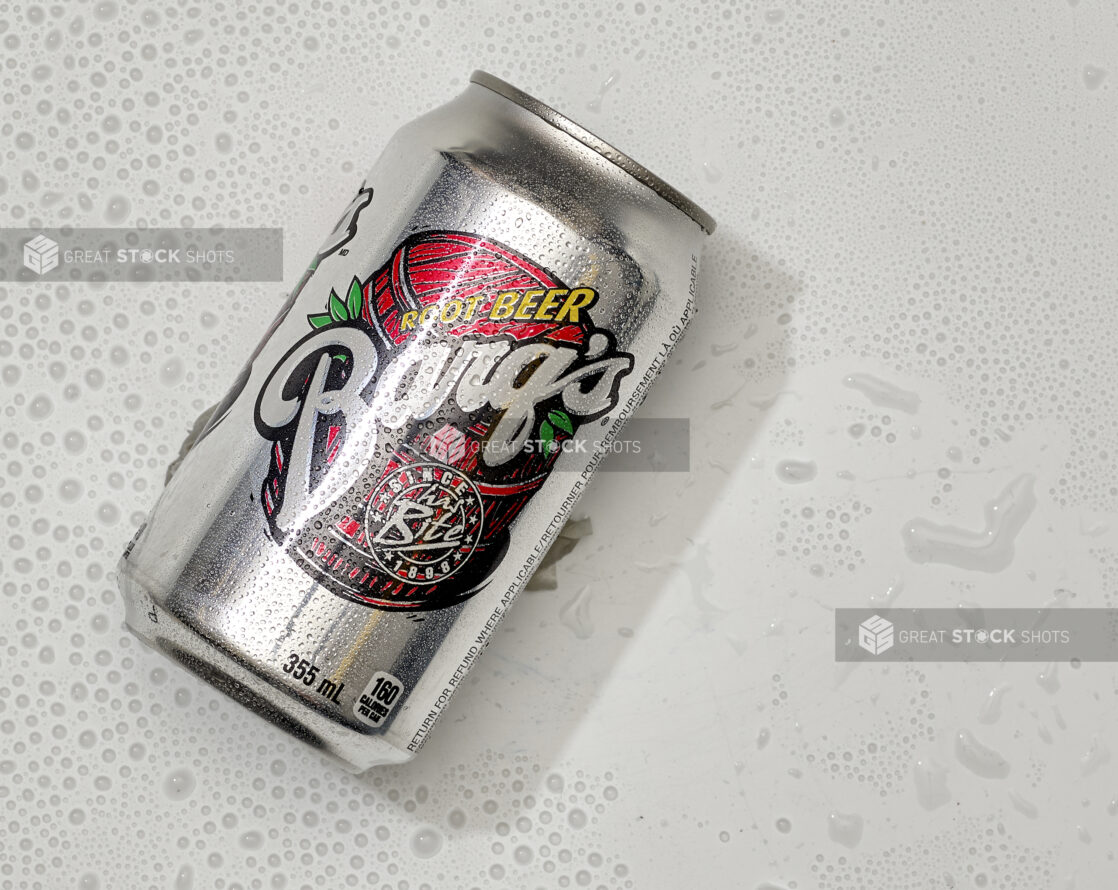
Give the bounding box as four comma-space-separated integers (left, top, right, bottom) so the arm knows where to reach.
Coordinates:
254, 230, 633, 611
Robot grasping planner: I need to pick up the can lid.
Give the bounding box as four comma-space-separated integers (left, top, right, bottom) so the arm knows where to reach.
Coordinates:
469, 71, 717, 235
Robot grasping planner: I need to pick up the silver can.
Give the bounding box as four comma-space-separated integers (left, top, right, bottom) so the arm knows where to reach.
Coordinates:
118, 71, 715, 771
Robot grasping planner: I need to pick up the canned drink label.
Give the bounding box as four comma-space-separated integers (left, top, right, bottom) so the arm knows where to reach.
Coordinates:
353, 671, 405, 727
251, 204, 634, 613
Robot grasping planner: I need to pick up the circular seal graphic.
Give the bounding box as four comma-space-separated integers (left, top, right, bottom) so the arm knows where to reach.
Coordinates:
364, 461, 484, 586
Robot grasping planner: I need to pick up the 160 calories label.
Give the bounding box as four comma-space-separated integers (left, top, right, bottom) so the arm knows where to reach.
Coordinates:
353, 671, 405, 727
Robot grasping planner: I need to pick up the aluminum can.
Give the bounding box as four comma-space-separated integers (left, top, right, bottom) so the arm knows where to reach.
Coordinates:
118, 71, 715, 770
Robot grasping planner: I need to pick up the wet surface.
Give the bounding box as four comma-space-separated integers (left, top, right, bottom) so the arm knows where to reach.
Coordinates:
1, 1, 1117, 887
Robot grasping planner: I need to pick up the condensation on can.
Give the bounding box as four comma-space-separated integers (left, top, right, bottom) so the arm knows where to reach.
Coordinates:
118, 71, 715, 771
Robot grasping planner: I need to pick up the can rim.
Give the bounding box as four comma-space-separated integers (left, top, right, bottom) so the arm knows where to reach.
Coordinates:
469, 70, 717, 236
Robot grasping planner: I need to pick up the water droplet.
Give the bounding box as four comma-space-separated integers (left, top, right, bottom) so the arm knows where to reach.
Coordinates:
238, 830, 263, 850
827, 811, 864, 848
1008, 791, 1038, 819
843, 372, 920, 413
410, 826, 442, 859
955, 729, 1011, 779
902, 475, 1036, 571
104, 194, 131, 223
978, 685, 1010, 724
159, 357, 184, 386
559, 585, 594, 639
1084, 65, 1107, 90
775, 459, 817, 484
514, 844, 533, 864
63, 430, 86, 453
587, 71, 621, 112
97, 502, 120, 525
913, 758, 951, 809
1037, 661, 1060, 693
29, 394, 53, 420
447, 808, 467, 829
163, 767, 196, 800
1079, 735, 1110, 776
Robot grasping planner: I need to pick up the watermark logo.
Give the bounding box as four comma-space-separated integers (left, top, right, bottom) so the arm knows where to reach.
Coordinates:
835, 608, 1117, 662
4, 228, 283, 282
23, 234, 59, 275
858, 614, 894, 655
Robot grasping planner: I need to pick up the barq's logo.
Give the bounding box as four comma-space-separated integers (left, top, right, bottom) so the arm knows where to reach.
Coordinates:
254, 308, 631, 534
250, 229, 635, 609
252, 231, 633, 571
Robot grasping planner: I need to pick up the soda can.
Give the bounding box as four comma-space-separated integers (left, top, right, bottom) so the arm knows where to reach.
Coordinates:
118, 71, 715, 770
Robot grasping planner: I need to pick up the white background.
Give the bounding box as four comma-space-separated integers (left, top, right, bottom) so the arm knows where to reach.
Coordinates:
2, 1, 1117, 888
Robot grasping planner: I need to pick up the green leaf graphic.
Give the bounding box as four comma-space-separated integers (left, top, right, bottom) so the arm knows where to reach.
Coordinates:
547, 409, 574, 435
308, 312, 333, 329
328, 290, 347, 322
347, 277, 363, 320
540, 419, 555, 450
